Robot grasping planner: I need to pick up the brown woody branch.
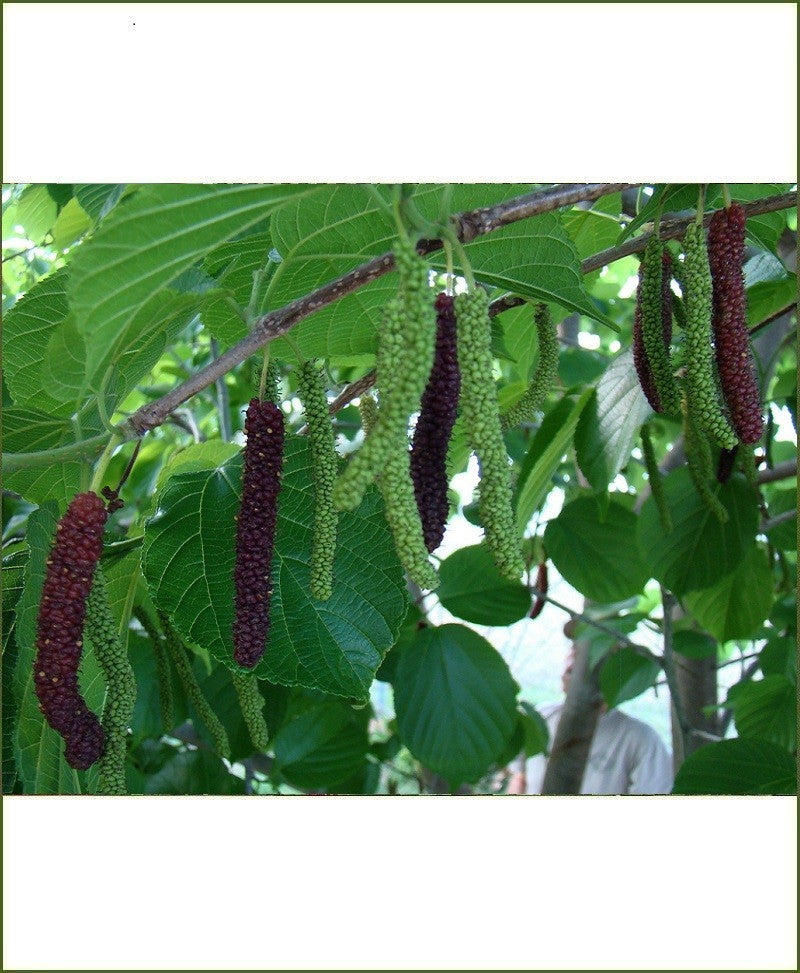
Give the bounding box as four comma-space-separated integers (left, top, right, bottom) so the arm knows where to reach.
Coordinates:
124, 184, 628, 435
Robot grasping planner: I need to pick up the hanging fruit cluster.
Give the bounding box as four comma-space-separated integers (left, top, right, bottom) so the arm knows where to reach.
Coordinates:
631, 193, 764, 520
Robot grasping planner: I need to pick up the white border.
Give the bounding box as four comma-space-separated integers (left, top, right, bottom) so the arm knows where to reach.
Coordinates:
2, 3, 797, 182
3, 797, 797, 971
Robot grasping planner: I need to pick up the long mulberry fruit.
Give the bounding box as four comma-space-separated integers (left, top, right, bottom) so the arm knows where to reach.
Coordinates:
501, 303, 559, 430
232, 671, 269, 753
298, 359, 338, 601
233, 396, 285, 669
681, 396, 728, 524
359, 394, 439, 590
681, 224, 738, 450
410, 292, 461, 553
85, 567, 136, 795
716, 445, 739, 484
455, 288, 524, 582
708, 202, 764, 444
634, 240, 680, 414
641, 423, 672, 533
33, 492, 108, 770
160, 612, 231, 759
333, 238, 436, 511
529, 561, 548, 619
136, 609, 174, 732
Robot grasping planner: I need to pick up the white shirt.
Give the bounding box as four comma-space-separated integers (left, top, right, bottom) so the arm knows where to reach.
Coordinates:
524, 703, 674, 795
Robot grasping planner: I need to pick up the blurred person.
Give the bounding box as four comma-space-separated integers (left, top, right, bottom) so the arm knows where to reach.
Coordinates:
508, 646, 673, 795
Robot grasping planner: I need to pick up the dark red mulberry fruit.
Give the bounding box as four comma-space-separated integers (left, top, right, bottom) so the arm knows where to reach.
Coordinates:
529, 561, 548, 619
233, 397, 285, 669
632, 247, 675, 413
33, 492, 108, 770
410, 292, 461, 553
708, 202, 764, 444
716, 445, 739, 484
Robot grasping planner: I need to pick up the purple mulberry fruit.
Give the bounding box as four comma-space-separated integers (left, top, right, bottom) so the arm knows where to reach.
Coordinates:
33, 492, 108, 770
233, 397, 285, 669
708, 203, 764, 444
529, 561, 548, 620
632, 248, 674, 413
716, 445, 739, 484
410, 293, 461, 553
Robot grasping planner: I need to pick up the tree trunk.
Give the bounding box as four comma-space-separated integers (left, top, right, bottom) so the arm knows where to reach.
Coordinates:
540, 638, 603, 795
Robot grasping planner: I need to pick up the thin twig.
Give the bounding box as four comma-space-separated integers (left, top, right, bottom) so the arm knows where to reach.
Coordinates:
761, 508, 797, 532
757, 460, 796, 485
527, 585, 661, 666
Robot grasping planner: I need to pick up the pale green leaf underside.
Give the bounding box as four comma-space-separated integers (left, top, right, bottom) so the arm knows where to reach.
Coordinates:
69, 183, 314, 381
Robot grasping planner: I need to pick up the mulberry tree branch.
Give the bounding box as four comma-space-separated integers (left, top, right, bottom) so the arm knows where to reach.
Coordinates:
124, 184, 629, 435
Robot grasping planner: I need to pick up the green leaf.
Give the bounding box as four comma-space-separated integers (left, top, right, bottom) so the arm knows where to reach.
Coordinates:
759, 632, 795, 684
127, 631, 188, 743
272, 696, 369, 791
580, 613, 647, 669
727, 675, 796, 752
2, 551, 27, 792
393, 624, 519, 787
515, 389, 593, 532
672, 738, 796, 795
142, 437, 407, 701
672, 630, 717, 660
637, 470, 759, 597
42, 316, 88, 403
51, 197, 92, 250
574, 349, 653, 493
2, 268, 74, 415
437, 543, 531, 626
746, 276, 797, 329
562, 197, 621, 287
443, 212, 618, 331
144, 749, 242, 795
764, 487, 796, 550
201, 232, 273, 347
69, 184, 312, 382
518, 701, 549, 757
600, 649, 660, 708
15, 184, 57, 242
74, 184, 126, 221
684, 545, 774, 642
544, 497, 650, 603
1, 409, 98, 506
13, 505, 105, 794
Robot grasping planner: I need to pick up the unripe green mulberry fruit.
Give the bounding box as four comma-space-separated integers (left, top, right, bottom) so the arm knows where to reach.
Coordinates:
640, 424, 672, 534
681, 224, 738, 450
298, 359, 338, 600
455, 289, 524, 582
85, 567, 137, 795
410, 293, 461, 552
633, 248, 675, 412
359, 395, 438, 590
136, 610, 174, 732
635, 240, 680, 415
33, 491, 108, 770
501, 303, 559, 431
708, 202, 764, 444
232, 671, 269, 753
333, 238, 436, 512
681, 396, 728, 523
160, 612, 231, 759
